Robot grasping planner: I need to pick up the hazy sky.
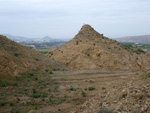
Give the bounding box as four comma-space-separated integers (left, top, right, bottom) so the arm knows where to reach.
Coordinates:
0, 0, 150, 39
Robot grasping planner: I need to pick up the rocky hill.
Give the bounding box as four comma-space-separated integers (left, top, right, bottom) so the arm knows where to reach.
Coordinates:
48, 24, 150, 70
116, 35, 150, 44
0, 35, 65, 81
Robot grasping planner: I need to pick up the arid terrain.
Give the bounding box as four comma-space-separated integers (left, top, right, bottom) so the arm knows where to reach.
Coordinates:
0, 25, 150, 113
1, 69, 150, 113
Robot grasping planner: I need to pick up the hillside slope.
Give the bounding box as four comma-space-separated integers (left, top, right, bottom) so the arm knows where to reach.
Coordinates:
0, 35, 65, 81
48, 24, 150, 70
116, 35, 150, 44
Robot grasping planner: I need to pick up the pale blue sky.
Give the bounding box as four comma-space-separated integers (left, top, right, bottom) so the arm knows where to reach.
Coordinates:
0, 0, 150, 39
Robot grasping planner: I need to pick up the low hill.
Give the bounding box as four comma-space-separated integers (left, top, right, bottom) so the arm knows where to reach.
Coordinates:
116, 35, 150, 44
48, 24, 150, 70
0, 35, 65, 81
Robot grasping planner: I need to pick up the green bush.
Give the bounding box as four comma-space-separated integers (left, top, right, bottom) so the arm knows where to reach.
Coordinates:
49, 98, 54, 104
48, 88, 51, 92
88, 86, 95, 91
1, 80, 7, 87
64, 95, 67, 99
1, 102, 7, 106
28, 72, 35, 77
32, 94, 41, 98
15, 76, 22, 81
49, 71, 53, 74
33, 77, 38, 80
32, 89, 36, 94
70, 85, 74, 91
34, 58, 39, 61
81, 91, 86, 97
13, 53, 19, 57
12, 82, 18, 86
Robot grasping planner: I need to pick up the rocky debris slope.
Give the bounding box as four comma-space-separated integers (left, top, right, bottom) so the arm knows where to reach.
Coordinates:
71, 72, 150, 113
48, 24, 150, 70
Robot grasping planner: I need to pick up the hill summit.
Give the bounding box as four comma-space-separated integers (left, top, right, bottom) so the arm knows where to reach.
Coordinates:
48, 24, 150, 70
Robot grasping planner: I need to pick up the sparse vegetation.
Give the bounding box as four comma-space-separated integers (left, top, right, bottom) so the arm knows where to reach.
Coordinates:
13, 52, 19, 57
42, 91, 48, 97
49, 71, 53, 74
1, 80, 7, 87
122, 44, 133, 50
1, 102, 7, 106
134, 49, 145, 54
34, 58, 39, 61
98, 107, 113, 113
88, 86, 95, 91
120, 105, 124, 110
1, 24, 150, 113
81, 91, 86, 97
69, 85, 74, 91
12, 82, 18, 86
28, 72, 35, 77
40, 51, 48, 54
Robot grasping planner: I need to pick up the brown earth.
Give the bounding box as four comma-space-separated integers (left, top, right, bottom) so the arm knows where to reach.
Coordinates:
0, 69, 149, 113
48, 24, 150, 71
0, 35, 65, 81
71, 71, 150, 113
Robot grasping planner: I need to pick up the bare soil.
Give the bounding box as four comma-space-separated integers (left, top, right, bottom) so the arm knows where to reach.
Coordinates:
1, 69, 145, 113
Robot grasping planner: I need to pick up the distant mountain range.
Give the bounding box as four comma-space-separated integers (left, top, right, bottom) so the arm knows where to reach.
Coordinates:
0, 34, 68, 49
0, 34, 66, 43
1, 34, 31, 42
116, 35, 150, 44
